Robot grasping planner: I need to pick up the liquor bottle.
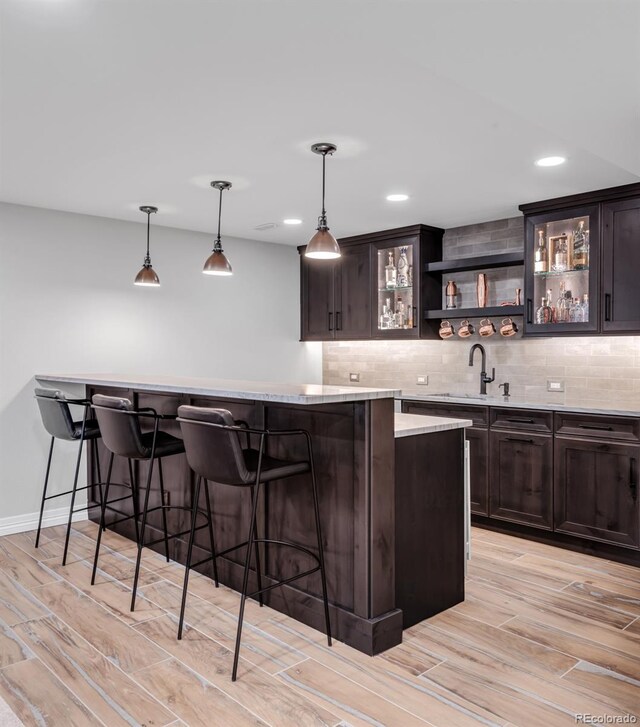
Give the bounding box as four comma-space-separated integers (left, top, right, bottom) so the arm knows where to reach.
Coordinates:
556, 281, 568, 323
385, 252, 397, 288
395, 297, 406, 328
546, 288, 556, 322
396, 247, 409, 287
572, 220, 589, 270
534, 229, 548, 273
535, 297, 552, 324
552, 235, 568, 272
569, 297, 582, 323
581, 293, 589, 322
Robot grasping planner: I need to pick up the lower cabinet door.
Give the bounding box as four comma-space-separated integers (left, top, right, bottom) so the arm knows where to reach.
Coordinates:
489, 430, 553, 529
554, 436, 640, 548
466, 427, 489, 516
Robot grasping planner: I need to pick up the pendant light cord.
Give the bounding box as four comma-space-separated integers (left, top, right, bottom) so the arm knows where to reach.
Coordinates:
145, 211, 151, 260
321, 152, 326, 220
215, 188, 224, 249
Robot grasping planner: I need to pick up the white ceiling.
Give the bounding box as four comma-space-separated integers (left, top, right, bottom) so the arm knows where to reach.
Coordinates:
1, 0, 639, 245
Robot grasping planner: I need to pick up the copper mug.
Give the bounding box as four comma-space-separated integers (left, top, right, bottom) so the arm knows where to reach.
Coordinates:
500, 317, 518, 336
458, 319, 474, 337
439, 320, 455, 339
479, 318, 496, 337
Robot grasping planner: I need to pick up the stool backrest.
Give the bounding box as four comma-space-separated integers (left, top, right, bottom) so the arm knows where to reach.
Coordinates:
35, 388, 78, 441
177, 405, 252, 485
92, 394, 148, 459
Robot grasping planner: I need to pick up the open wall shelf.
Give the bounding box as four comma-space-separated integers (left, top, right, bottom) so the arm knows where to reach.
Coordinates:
424, 251, 524, 274
425, 305, 524, 320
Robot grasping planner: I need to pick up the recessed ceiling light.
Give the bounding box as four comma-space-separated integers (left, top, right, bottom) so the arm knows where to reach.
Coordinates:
386, 193, 409, 202
283, 218, 303, 225
535, 156, 566, 167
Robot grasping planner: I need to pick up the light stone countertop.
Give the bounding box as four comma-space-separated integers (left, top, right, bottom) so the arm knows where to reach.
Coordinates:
400, 391, 640, 418
394, 412, 473, 438
35, 373, 400, 406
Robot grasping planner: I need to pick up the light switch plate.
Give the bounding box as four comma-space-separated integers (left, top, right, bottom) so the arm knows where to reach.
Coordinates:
547, 379, 565, 392
349, 373, 360, 382
416, 375, 429, 385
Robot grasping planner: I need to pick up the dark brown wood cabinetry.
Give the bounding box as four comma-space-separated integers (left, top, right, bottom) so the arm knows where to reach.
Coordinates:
489, 430, 553, 529
602, 197, 640, 333
520, 182, 640, 337
401, 398, 640, 564
554, 436, 639, 548
299, 224, 443, 341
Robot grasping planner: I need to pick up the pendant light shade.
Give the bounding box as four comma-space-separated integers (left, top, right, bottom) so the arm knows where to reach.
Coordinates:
134, 206, 160, 286
305, 142, 341, 260
203, 181, 233, 276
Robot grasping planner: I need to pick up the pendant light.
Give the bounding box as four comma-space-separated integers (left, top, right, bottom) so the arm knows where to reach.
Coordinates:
134, 206, 160, 286
305, 142, 340, 260
203, 181, 233, 276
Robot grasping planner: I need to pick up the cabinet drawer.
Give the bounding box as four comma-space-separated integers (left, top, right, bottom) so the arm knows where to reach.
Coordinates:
554, 412, 640, 442
401, 400, 488, 427
490, 408, 552, 433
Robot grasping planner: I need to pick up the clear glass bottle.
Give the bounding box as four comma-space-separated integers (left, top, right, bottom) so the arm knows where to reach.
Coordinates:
556, 281, 568, 322
385, 252, 397, 288
546, 288, 555, 322
581, 293, 589, 323
569, 297, 582, 323
395, 297, 406, 328
383, 297, 395, 328
535, 297, 552, 324
534, 229, 548, 274
396, 247, 409, 287
572, 220, 589, 270
552, 236, 568, 272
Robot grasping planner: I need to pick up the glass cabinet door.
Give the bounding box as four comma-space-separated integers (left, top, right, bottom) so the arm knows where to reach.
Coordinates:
526, 206, 599, 334
376, 241, 418, 336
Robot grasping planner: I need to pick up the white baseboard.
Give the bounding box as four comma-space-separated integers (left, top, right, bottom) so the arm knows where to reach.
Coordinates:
0, 506, 88, 538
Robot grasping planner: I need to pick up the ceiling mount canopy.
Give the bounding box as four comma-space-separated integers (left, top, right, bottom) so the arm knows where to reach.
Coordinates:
134, 205, 160, 287
305, 142, 341, 260
203, 181, 233, 276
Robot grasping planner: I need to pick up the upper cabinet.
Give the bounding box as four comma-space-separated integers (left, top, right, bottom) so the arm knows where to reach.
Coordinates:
520, 182, 640, 337
299, 224, 443, 341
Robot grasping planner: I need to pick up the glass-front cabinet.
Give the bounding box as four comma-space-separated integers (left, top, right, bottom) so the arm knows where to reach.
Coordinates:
375, 239, 419, 337
524, 205, 599, 335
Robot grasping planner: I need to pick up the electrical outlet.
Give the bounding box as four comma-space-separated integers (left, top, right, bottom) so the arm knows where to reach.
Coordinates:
547, 379, 565, 393
349, 373, 360, 383
416, 375, 429, 385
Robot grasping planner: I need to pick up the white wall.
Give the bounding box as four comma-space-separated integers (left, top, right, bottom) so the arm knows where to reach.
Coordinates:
0, 202, 321, 524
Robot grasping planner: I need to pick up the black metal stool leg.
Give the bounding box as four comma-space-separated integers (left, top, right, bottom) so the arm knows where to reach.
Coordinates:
91, 439, 105, 530
232, 480, 261, 682
35, 437, 55, 548
177, 475, 202, 639
251, 486, 264, 607
91, 452, 114, 585
203, 479, 219, 587
131, 429, 158, 612
127, 459, 140, 544
62, 408, 88, 566
308, 438, 332, 646
157, 458, 170, 562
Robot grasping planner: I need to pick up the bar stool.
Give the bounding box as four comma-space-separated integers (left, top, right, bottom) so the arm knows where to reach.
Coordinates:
176, 405, 332, 682
34, 388, 103, 565
90, 395, 211, 612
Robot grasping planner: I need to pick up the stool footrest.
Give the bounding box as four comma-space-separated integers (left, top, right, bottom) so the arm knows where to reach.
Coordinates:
143, 522, 209, 549
248, 564, 321, 600
43, 480, 127, 501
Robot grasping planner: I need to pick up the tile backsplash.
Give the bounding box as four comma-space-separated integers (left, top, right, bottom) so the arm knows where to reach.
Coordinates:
322, 216, 640, 411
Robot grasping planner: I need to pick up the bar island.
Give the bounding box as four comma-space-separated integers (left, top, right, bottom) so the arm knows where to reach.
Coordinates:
36, 373, 470, 655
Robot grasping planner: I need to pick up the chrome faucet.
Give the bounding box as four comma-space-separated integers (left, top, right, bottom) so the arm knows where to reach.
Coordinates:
468, 343, 495, 396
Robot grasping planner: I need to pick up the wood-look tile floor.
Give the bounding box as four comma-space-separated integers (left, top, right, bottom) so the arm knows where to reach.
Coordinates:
0, 523, 638, 727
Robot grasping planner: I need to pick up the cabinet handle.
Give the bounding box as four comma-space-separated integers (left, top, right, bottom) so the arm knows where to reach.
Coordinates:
605, 293, 612, 322
412, 306, 417, 328
328, 312, 333, 331
505, 437, 535, 444
336, 311, 342, 331
630, 458, 637, 501
578, 423, 614, 432
526, 298, 533, 324
506, 417, 535, 424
